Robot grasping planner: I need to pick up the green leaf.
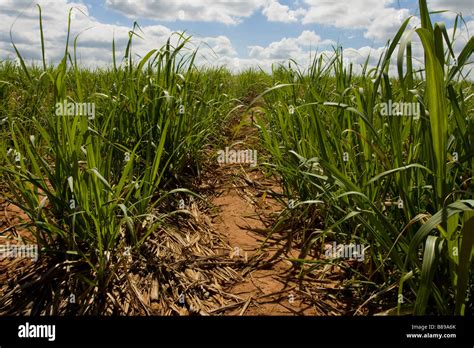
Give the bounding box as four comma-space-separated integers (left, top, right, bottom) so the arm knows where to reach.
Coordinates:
455, 211, 474, 315
414, 235, 443, 315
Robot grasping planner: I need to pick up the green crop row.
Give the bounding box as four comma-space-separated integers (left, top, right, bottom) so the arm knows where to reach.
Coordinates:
255, 0, 473, 315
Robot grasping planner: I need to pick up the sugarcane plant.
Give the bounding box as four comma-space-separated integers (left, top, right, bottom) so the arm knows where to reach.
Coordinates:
255, 0, 473, 315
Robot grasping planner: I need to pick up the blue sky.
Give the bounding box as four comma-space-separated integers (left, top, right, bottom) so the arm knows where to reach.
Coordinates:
0, 0, 472, 72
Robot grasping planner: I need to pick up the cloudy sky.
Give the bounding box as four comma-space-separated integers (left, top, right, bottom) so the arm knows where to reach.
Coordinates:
0, 0, 472, 73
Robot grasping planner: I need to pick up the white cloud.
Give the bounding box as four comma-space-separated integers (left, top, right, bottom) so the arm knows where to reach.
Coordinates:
248, 30, 334, 62
199, 35, 237, 58
428, 0, 474, 18
364, 8, 412, 41
446, 19, 474, 75
262, 0, 306, 23
299, 0, 470, 43
302, 0, 414, 43
105, 0, 266, 25
249, 38, 302, 60
296, 30, 334, 46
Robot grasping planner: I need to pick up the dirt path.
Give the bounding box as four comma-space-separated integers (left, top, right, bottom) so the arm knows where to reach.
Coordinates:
204, 108, 328, 315
211, 172, 317, 315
